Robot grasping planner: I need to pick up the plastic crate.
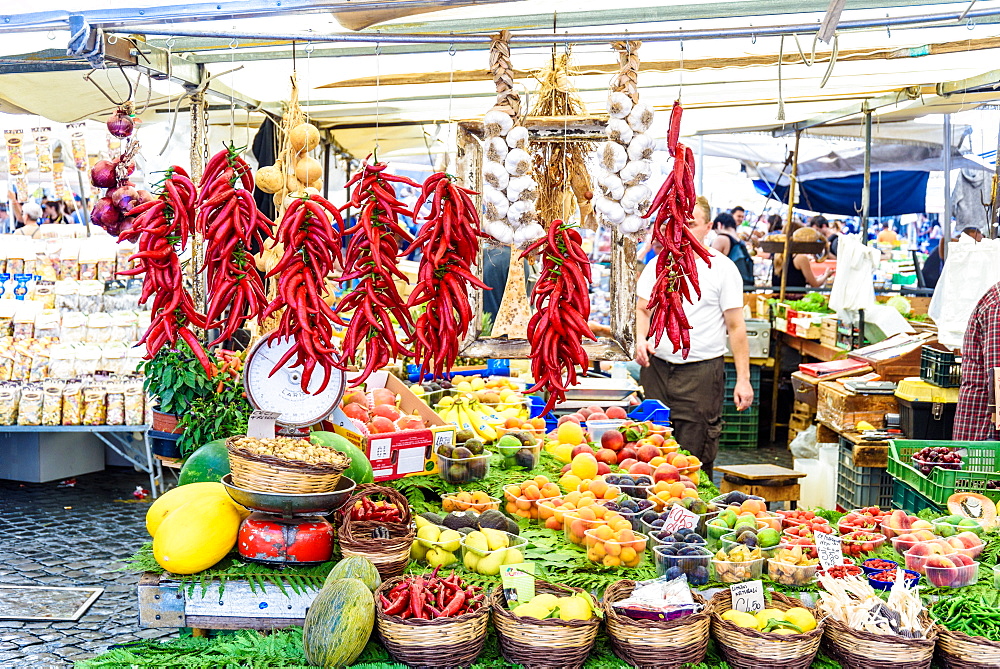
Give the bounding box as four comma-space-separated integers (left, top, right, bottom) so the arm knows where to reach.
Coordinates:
892, 479, 943, 514
898, 397, 956, 440
887, 439, 1000, 505
724, 363, 762, 407
836, 439, 894, 510
627, 399, 671, 427
406, 359, 510, 382
920, 345, 961, 388
720, 406, 759, 449
528, 395, 560, 432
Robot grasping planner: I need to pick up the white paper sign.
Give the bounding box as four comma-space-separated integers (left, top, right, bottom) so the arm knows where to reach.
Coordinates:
730, 581, 765, 613
661, 504, 699, 534
247, 410, 281, 438
816, 531, 844, 570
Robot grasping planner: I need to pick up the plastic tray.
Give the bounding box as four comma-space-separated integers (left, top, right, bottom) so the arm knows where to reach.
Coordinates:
888, 439, 1000, 505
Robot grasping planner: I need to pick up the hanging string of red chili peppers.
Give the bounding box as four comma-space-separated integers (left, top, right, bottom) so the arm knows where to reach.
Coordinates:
522, 220, 596, 415
335, 161, 420, 386
406, 172, 490, 379
642, 101, 711, 355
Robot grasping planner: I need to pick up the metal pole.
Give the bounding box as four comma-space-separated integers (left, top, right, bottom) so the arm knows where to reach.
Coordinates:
75, 168, 91, 238
860, 110, 872, 245
943, 113, 953, 259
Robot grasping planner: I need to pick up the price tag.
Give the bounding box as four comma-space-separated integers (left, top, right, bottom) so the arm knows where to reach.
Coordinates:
660, 504, 699, 534
816, 531, 844, 570
247, 410, 281, 438
730, 581, 764, 613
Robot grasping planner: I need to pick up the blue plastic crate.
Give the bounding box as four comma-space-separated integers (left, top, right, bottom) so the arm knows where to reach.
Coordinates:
528, 395, 560, 432
627, 399, 671, 427
406, 359, 510, 383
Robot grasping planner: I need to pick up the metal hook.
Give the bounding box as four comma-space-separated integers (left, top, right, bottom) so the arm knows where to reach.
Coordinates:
968, 17, 977, 29
886, 14, 891, 38
107, 33, 118, 45
165, 37, 176, 49
229, 38, 238, 49
46, 30, 56, 41
448, 33, 456, 57
305, 42, 315, 55
752, 32, 756, 44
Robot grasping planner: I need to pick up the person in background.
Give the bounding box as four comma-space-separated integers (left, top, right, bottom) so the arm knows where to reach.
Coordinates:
711, 212, 755, 287
809, 214, 841, 257
730, 205, 745, 227
954, 280, 1000, 440
922, 226, 984, 289
772, 227, 833, 290
767, 214, 783, 233
877, 222, 899, 244
635, 195, 754, 480
12, 202, 43, 238
42, 199, 69, 225
0, 204, 9, 234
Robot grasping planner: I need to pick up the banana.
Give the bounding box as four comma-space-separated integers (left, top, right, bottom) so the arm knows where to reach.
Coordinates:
437, 403, 460, 428
452, 400, 478, 434
459, 401, 498, 441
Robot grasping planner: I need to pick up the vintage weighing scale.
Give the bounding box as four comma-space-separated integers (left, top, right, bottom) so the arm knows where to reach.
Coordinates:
222, 334, 354, 566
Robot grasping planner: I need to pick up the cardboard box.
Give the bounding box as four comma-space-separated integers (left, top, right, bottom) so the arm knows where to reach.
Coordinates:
816, 381, 898, 432
327, 371, 456, 482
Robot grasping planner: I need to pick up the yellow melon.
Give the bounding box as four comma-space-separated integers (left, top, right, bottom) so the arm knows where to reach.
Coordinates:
145, 482, 231, 538
152, 496, 241, 574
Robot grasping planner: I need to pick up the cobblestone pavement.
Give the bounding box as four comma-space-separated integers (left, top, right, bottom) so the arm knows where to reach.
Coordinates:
0, 468, 177, 667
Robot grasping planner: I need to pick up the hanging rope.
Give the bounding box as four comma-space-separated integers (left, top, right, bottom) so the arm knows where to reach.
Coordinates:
777, 36, 786, 120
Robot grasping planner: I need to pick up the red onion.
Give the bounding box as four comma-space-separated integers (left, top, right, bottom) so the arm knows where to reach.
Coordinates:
91, 160, 117, 188
136, 189, 154, 205
107, 108, 134, 138
110, 184, 139, 213
91, 196, 121, 227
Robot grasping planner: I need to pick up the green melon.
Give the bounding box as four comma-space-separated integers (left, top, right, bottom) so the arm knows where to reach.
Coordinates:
177, 439, 230, 485
325, 556, 381, 592
310, 431, 374, 485
302, 577, 374, 667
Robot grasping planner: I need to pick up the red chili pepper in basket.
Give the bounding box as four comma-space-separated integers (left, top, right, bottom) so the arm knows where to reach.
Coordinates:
521, 220, 596, 416
641, 102, 711, 357
261, 191, 345, 394
406, 172, 489, 378
334, 160, 420, 386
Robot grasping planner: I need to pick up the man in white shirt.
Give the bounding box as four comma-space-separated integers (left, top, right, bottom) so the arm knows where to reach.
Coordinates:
635, 196, 754, 480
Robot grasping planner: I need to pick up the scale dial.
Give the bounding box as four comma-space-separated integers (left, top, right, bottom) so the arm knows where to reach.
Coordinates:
243, 333, 345, 427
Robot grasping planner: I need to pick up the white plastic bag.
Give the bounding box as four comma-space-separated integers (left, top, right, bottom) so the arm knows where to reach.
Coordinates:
789, 424, 818, 459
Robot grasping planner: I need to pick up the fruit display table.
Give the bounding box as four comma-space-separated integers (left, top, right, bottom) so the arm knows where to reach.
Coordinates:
715, 464, 805, 507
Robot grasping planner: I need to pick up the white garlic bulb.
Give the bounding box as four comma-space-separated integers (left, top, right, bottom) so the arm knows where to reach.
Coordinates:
599, 173, 625, 201
506, 126, 529, 150
486, 137, 508, 164
627, 102, 654, 133
484, 110, 514, 137
621, 184, 653, 215
598, 141, 628, 174
620, 214, 647, 234
627, 133, 655, 162
486, 220, 515, 244
521, 222, 546, 242
506, 200, 534, 228
605, 118, 633, 146
607, 92, 633, 119
483, 161, 510, 191
600, 200, 627, 225
507, 175, 538, 203
620, 160, 653, 187
482, 186, 509, 221
513, 224, 542, 248
504, 148, 533, 177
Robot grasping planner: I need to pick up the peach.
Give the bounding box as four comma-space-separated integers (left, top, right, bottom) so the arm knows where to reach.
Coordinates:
654, 464, 680, 483
923, 555, 956, 569
342, 402, 370, 422
952, 531, 982, 549
586, 405, 603, 416
589, 412, 609, 421
619, 447, 638, 462
395, 415, 424, 431
596, 449, 618, 466
557, 415, 577, 425
629, 462, 654, 476
571, 444, 594, 459
368, 416, 396, 433
671, 454, 690, 469
951, 553, 975, 566
601, 430, 625, 451
371, 388, 397, 406
648, 433, 665, 446
597, 463, 611, 476
606, 406, 627, 419
910, 519, 934, 531
908, 540, 947, 557
636, 444, 660, 463
618, 458, 638, 471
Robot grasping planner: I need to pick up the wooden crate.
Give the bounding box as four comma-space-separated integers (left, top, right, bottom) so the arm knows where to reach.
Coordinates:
793, 400, 816, 417
789, 412, 814, 433
791, 371, 820, 408
815, 381, 899, 432
754, 293, 775, 319
820, 317, 839, 348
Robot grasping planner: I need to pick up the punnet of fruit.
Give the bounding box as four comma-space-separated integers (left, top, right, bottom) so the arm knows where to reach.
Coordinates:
911, 445, 963, 475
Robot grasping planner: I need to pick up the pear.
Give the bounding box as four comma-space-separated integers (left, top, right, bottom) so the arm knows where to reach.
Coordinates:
417, 524, 441, 548
481, 528, 510, 551
504, 547, 524, 565
463, 550, 480, 571
410, 542, 428, 561
464, 531, 490, 556
438, 529, 462, 553
426, 547, 457, 568
476, 550, 506, 575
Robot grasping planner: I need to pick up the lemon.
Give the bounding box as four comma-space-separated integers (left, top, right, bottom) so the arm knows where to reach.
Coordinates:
783, 607, 817, 632
530, 593, 560, 612
438, 396, 455, 408
856, 420, 876, 431
755, 608, 785, 628
770, 628, 798, 635
471, 377, 486, 391
456, 381, 473, 392
557, 595, 592, 621
513, 603, 549, 619
721, 610, 760, 629
552, 443, 574, 463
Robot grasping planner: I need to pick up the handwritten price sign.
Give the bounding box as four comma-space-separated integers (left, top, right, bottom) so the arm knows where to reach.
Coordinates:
660, 504, 699, 534
816, 531, 845, 570
730, 581, 764, 613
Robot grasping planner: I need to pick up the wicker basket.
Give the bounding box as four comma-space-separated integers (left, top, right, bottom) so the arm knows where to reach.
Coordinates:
936, 626, 1000, 668
338, 485, 414, 579
602, 580, 710, 669
709, 590, 824, 669
374, 576, 489, 667
821, 614, 937, 669
491, 580, 599, 669
226, 436, 350, 494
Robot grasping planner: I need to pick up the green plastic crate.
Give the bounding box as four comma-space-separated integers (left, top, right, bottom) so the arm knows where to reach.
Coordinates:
887, 439, 1000, 505
720, 406, 759, 449
892, 479, 943, 514
724, 363, 761, 407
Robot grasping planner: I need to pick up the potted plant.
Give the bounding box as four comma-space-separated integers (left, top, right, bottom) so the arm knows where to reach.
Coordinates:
139, 342, 217, 439
175, 352, 252, 459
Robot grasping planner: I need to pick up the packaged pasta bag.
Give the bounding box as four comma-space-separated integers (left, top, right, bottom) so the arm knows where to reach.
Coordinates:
0, 339, 13, 382
82, 383, 107, 425
12, 302, 40, 340
105, 381, 124, 426
60, 311, 87, 343
0, 381, 19, 425
109, 310, 138, 342
28, 341, 50, 383
95, 240, 117, 281
101, 280, 129, 312
48, 344, 76, 379
77, 280, 104, 314
34, 309, 61, 340
12, 340, 32, 380
32, 280, 56, 309
35, 239, 59, 281
54, 279, 79, 311
61, 379, 83, 425
124, 378, 144, 425
77, 239, 100, 281
16, 382, 42, 426
86, 311, 113, 343
124, 345, 145, 374
0, 299, 15, 337
42, 379, 64, 426
74, 344, 101, 377
58, 238, 81, 280
5, 236, 30, 276
99, 344, 127, 374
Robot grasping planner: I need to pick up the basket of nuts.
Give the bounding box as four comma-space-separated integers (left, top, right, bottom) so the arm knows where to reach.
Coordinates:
226, 435, 352, 494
